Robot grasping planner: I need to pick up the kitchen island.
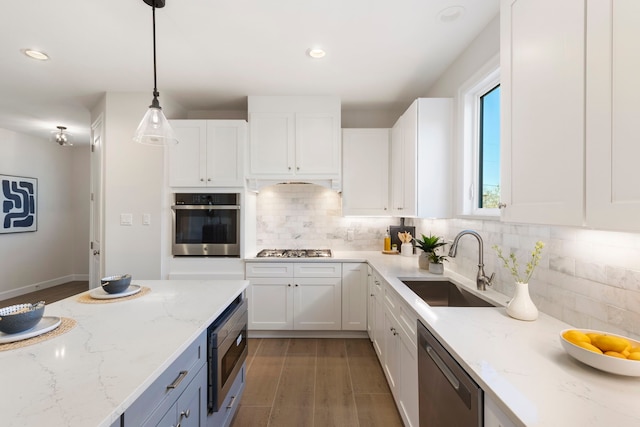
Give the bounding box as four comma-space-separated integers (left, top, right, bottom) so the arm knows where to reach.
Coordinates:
0, 279, 248, 427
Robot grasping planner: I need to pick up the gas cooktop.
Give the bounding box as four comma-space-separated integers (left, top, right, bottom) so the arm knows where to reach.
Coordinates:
256, 249, 332, 258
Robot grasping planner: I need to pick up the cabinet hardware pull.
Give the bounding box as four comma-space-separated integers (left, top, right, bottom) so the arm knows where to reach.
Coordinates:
296, 166, 300, 170
227, 395, 237, 409
288, 284, 292, 287
166, 370, 188, 390
200, 178, 204, 182
370, 294, 375, 297
498, 202, 507, 209
179, 409, 190, 419
295, 284, 299, 287
93, 250, 100, 256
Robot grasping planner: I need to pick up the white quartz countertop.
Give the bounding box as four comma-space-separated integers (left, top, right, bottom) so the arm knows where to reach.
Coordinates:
247, 251, 640, 426
0, 279, 249, 427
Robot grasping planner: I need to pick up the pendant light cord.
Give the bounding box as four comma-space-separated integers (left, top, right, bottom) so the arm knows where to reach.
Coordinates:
152, 2, 159, 100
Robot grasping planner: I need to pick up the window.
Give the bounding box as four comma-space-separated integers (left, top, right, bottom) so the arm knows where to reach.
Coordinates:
478, 85, 501, 209
459, 59, 500, 217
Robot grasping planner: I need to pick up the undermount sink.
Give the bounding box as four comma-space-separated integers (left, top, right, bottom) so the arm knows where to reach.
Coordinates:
401, 280, 496, 307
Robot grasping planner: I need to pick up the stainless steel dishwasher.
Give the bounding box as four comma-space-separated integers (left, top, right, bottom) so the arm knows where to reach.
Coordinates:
418, 320, 482, 426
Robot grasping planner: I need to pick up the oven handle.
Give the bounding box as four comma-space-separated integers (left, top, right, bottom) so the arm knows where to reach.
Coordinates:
172, 205, 240, 210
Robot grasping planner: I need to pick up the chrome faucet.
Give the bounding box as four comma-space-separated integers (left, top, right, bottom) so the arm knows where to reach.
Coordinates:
448, 230, 495, 291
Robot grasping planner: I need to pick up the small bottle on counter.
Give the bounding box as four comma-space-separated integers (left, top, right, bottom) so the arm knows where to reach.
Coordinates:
384, 228, 391, 251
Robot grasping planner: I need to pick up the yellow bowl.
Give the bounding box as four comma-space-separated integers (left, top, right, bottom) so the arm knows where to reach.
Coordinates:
559, 329, 640, 377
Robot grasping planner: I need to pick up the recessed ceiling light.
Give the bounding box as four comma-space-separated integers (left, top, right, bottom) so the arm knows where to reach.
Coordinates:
307, 48, 326, 59
437, 6, 465, 23
22, 49, 50, 61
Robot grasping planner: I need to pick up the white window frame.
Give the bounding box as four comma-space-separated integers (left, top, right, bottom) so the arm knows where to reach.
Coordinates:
457, 55, 500, 218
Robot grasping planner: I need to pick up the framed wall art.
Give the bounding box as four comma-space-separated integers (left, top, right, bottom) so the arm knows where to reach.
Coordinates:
1, 174, 37, 234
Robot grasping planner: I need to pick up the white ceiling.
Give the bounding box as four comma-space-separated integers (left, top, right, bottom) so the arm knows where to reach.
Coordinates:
1, 0, 499, 144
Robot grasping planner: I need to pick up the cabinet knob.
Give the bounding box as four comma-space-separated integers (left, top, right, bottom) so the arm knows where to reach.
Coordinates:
498, 202, 507, 209
370, 293, 375, 297
288, 284, 292, 287
200, 178, 204, 182
288, 166, 292, 170
384, 207, 387, 210
180, 409, 190, 419
296, 166, 300, 171
207, 178, 212, 182
295, 284, 299, 287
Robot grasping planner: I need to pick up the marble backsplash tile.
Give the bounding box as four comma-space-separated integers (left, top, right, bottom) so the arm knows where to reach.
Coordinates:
254, 184, 640, 339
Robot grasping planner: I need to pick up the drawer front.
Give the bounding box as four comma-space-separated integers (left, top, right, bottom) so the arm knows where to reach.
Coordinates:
207, 362, 246, 427
398, 301, 418, 347
124, 332, 206, 427
293, 262, 341, 278
245, 262, 294, 277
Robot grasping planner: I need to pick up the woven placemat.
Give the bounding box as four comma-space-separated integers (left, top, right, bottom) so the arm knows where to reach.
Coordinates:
76, 286, 151, 304
0, 317, 77, 352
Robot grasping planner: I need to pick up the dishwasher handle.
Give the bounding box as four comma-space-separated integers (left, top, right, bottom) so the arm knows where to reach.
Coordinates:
425, 344, 472, 409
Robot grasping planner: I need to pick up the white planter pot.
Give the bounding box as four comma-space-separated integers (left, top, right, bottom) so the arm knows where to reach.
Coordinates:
506, 282, 538, 321
428, 262, 444, 274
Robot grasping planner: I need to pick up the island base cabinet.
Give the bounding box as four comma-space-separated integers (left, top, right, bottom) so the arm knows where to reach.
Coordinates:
124, 333, 206, 427
142, 364, 207, 427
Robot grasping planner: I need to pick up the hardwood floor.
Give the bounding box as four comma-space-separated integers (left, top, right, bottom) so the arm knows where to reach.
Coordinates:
0, 281, 89, 306
232, 338, 403, 427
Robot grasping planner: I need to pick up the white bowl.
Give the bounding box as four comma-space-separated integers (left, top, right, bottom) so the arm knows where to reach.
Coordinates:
559, 329, 640, 377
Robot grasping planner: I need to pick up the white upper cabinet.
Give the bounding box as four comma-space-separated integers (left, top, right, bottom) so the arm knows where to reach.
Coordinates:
501, 0, 640, 232
586, 0, 640, 231
500, 0, 586, 226
342, 129, 390, 216
168, 120, 246, 187
247, 96, 341, 189
390, 98, 453, 218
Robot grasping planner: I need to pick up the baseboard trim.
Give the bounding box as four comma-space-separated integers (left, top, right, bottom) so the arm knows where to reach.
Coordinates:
0, 275, 87, 301
248, 330, 369, 339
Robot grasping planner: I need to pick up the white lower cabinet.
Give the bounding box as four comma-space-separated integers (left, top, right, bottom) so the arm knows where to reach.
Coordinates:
485, 394, 518, 427
342, 262, 368, 331
371, 271, 385, 358
246, 263, 342, 330
378, 276, 419, 427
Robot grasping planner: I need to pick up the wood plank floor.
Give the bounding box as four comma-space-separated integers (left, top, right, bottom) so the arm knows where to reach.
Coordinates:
0, 281, 89, 306
232, 338, 403, 427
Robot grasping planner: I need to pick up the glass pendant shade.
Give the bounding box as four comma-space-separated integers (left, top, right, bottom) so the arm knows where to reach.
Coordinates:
50, 126, 73, 146
133, 102, 176, 146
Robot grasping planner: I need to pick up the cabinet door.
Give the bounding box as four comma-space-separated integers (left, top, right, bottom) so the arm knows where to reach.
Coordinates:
295, 113, 340, 175
382, 310, 400, 395
247, 279, 294, 330
390, 116, 405, 216
485, 394, 518, 427
398, 331, 418, 427
205, 121, 245, 187
401, 100, 418, 216
586, 0, 640, 231
341, 263, 368, 331
248, 112, 295, 175
372, 275, 385, 359
366, 267, 375, 341
500, 0, 585, 226
169, 121, 207, 187
175, 365, 206, 427
293, 277, 342, 330
342, 129, 390, 216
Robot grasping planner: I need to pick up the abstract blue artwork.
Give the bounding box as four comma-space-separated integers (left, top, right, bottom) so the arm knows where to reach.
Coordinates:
1, 175, 37, 234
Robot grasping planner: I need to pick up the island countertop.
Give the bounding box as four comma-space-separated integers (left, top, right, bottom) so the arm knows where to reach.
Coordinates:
0, 279, 249, 427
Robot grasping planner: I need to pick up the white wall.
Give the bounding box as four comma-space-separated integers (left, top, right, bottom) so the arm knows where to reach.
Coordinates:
99, 92, 186, 279
0, 128, 89, 299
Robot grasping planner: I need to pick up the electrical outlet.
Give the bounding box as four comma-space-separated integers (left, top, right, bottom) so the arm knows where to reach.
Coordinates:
142, 213, 151, 225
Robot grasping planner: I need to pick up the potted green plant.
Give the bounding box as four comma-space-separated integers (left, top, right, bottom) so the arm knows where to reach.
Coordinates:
427, 251, 448, 274
413, 234, 446, 270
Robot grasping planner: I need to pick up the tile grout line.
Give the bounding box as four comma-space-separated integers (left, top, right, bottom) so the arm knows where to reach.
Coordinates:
344, 339, 362, 427
265, 338, 289, 427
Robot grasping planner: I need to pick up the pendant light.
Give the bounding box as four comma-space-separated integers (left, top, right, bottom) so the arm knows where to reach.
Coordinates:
133, 0, 177, 146
51, 126, 73, 146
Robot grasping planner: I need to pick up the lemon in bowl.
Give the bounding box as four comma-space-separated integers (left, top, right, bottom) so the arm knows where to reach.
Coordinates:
560, 329, 640, 376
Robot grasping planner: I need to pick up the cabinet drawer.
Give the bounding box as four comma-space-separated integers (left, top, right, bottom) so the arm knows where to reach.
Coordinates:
398, 300, 418, 346
207, 362, 246, 427
293, 263, 341, 278
245, 262, 294, 277
124, 332, 206, 427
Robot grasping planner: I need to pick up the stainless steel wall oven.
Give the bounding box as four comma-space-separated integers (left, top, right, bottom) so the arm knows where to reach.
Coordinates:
172, 193, 240, 257
207, 294, 248, 414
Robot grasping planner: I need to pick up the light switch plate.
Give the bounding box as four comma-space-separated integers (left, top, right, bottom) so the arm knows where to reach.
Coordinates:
120, 213, 133, 226
142, 213, 151, 225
